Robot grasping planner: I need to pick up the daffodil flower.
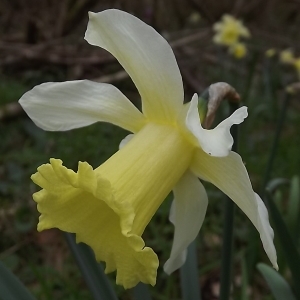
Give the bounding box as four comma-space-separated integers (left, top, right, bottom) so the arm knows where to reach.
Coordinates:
294, 58, 300, 79
19, 9, 277, 289
280, 49, 295, 65
213, 14, 250, 47
229, 42, 247, 59
265, 48, 276, 58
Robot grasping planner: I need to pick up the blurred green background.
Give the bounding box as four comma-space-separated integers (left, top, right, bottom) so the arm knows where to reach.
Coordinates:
0, 0, 300, 299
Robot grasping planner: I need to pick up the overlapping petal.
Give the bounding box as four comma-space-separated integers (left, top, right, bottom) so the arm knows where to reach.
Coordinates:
31, 159, 158, 288
19, 80, 146, 132
164, 171, 208, 274
190, 149, 278, 269
185, 94, 248, 157
119, 134, 134, 149
85, 9, 183, 123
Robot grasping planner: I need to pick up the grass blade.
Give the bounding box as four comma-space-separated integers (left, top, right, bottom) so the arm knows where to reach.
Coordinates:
287, 176, 300, 241
65, 233, 118, 300
265, 192, 300, 298
0, 261, 36, 300
257, 263, 296, 300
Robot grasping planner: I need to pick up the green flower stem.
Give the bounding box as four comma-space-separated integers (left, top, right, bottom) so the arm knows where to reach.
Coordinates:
219, 101, 239, 300
261, 92, 291, 197
263, 57, 274, 112
242, 51, 260, 104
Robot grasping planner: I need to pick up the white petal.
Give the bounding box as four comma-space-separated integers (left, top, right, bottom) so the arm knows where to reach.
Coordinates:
119, 134, 134, 149
85, 10, 183, 122
164, 171, 208, 274
186, 94, 248, 157
255, 193, 278, 270
19, 80, 146, 132
190, 149, 278, 269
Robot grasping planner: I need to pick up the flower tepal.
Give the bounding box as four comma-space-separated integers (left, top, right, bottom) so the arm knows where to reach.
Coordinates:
19, 9, 278, 288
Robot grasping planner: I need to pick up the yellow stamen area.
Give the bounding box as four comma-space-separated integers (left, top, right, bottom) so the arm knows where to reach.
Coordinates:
31, 122, 194, 288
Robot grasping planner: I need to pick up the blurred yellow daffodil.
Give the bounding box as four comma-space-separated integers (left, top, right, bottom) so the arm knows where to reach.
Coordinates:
213, 14, 250, 46
280, 49, 295, 64
293, 58, 300, 78
280, 49, 300, 79
19, 10, 277, 289
229, 42, 247, 59
265, 48, 276, 58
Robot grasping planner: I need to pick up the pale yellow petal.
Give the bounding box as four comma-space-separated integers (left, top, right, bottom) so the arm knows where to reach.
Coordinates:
190, 149, 277, 269
19, 80, 146, 133
184, 95, 248, 157
164, 171, 208, 274
85, 9, 183, 123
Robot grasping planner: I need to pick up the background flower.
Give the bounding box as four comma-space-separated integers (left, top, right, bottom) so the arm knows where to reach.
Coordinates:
212, 14, 250, 59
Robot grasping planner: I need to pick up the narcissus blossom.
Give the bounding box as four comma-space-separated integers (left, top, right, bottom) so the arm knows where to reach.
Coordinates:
19, 9, 277, 289
229, 42, 247, 59
213, 14, 250, 59
213, 14, 250, 46
294, 58, 300, 78
294, 58, 300, 71
280, 49, 295, 64
280, 49, 300, 79
265, 48, 276, 58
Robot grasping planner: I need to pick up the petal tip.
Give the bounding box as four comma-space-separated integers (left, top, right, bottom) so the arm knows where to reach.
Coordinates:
88, 11, 96, 19
240, 106, 248, 118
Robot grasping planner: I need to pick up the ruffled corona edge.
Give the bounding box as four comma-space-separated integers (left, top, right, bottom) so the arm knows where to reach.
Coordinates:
31, 158, 158, 288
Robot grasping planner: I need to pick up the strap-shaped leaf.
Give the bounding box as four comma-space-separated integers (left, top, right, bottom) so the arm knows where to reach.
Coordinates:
287, 176, 300, 241
132, 283, 152, 300
266, 192, 300, 298
179, 241, 202, 300
65, 233, 118, 300
0, 261, 36, 300
257, 263, 296, 300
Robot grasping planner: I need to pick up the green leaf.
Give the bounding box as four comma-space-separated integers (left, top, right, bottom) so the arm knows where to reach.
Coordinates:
265, 192, 300, 298
266, 178, 289, 194
287, 176, 300, 241
257, 263, 296, 300
179, 240, 201, 300
64, 233, 118, 300
132, 283, 152, 300
0, 261, 36, 300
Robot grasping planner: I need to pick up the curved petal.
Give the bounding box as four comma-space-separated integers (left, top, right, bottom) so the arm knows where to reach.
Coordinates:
31, 159, 158, 288
19, 80, 146, 132
164, 171, 208, 274
190, 149, 278, 269
254, 192, 277, 268
119, 134, 134, 149
185, 94, 248, 157
85, 9, 183, 122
